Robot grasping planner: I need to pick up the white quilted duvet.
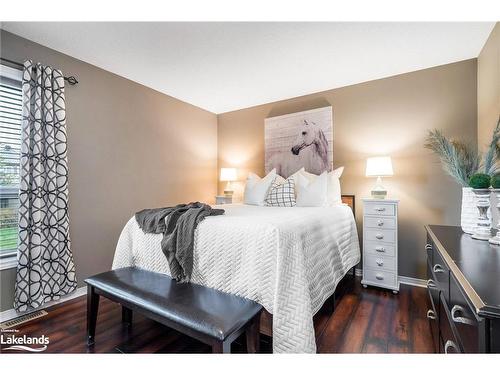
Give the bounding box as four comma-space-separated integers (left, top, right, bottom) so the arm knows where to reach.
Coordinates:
112, 203, 360, 353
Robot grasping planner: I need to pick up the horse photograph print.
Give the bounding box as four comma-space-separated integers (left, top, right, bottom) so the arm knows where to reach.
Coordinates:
265, 107, 333, 178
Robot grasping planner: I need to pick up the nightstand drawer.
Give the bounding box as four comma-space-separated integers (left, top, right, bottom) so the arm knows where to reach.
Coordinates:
364, 228, 396, 243
364, 254, 397, 271
364, 202, 395, 216
364, 216, 396, 229
364, 241, 396, 257
363, 269, 397, 287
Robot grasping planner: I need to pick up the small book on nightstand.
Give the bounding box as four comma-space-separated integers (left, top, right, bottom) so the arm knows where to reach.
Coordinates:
215, 195, 232, 205
361, 198, 399, 294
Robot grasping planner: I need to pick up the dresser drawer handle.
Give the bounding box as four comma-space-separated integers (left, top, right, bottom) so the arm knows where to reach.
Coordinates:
426, 309, 436, 320
425, 244, 432, 250
444, 340, 459, 354
376, 259, 384, 266
433, 264, 445, 273
374, 207, 386, 212
375, 234, 384, 240
377, 220, 384, 226
375, 246, 386, 253
375, 274, 384, 280
426, 279, 436, 288
451, 305, 474, 326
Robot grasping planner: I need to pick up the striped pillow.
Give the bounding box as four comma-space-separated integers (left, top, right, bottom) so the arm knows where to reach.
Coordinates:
265, 176, 296, 207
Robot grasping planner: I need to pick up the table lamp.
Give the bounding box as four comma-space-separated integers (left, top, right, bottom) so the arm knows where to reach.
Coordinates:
220, 168, 237, 197
366, 156, 393, 199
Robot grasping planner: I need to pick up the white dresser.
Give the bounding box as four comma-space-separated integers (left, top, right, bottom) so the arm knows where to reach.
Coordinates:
361, 198, 399, 294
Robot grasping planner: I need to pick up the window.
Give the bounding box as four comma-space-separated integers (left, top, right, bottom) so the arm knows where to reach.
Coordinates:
0, 64, 22, 269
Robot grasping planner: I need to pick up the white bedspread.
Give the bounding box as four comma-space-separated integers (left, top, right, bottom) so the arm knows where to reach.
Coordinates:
112, 203, 360, 353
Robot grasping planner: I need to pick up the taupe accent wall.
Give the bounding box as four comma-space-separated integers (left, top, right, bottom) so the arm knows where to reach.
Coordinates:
0, 30, 218, 311
218, 59, 478, 279
477, 22, 499, 151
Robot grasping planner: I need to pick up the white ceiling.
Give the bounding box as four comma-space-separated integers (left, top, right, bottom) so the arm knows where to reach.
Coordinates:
1, 22, 495, 114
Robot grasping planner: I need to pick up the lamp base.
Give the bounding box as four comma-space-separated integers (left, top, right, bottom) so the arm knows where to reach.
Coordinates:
371, 189, 387, 199
371, 176, 387, 199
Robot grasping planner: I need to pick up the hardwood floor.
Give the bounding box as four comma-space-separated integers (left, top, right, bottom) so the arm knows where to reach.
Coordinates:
0, 276, 435, 354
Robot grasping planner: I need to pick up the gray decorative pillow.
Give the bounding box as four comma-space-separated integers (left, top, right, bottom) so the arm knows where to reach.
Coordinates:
265, 176, 296, 207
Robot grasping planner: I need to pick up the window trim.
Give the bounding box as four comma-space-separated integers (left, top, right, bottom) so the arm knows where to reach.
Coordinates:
0, 64, 23, 81
0, 63, 22, 270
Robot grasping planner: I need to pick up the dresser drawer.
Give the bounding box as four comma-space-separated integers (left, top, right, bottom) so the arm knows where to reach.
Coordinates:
363, 269, 397, 288
364, 216, 396, 229
431, 247, 450, 303
364, 229, 396, 243
364, 202, 396, 216
439, 295, 463, 354
449, 273, 480, 353
364, 254, 396, 271
364, 241, 396, 257
426, 287, 440, 353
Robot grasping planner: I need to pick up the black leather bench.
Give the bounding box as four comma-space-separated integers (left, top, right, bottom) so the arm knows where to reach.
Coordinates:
84, 267, 262, 353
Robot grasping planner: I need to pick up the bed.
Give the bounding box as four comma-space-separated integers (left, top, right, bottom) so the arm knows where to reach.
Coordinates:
112, 196, 360, 353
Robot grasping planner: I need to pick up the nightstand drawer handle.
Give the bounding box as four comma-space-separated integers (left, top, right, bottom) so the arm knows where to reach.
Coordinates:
425, 244, 432, 250
374, 207, 386, 212
375, 234, 384, 240
444, 340, 459, 354
426, 279, 436, 288
426, 309, 436, 320
375, 274, 384, 280
376, 259, 384, 266
377, 220, 384, 226
451, 305, 474, 325
375, 246, 386, 253
433, 264, 445, 273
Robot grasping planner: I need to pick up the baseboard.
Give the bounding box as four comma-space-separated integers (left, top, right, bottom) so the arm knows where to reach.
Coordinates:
0, 286, 87, 323
354, 268, 426, 288
398, 276, 426, 288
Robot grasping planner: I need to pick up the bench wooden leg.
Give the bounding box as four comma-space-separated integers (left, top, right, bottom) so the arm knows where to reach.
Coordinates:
212, 340, 231, 353
122, 306, 133, 326
87, 286, 100, 346
245, 315, 260, 353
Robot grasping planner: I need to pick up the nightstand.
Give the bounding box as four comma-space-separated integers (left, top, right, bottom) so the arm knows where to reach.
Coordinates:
215, 195, 232, 205
361, 198, 399, 294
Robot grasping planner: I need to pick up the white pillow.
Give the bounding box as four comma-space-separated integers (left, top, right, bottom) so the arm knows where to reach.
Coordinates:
296, 171, 328, 207
300, 167, 343, 206
244, 169, 276, 206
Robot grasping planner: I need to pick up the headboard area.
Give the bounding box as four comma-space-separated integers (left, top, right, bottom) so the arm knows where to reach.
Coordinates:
341, 195, 355, 218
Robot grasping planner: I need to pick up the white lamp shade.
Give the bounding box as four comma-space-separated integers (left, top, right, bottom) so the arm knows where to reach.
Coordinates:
366, 156, 393, 177
220, 168, 237, 181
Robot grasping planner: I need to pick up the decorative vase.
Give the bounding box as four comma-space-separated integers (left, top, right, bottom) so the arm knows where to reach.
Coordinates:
472, 189, 492, 241
489, 189, 500, 245
461, 187, 477, 234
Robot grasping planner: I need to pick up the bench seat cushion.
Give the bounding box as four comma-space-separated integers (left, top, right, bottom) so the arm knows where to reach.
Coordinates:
85, 267, 262, 341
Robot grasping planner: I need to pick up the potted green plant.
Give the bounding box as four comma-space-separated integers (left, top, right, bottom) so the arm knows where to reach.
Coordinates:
425, 118, 500, 234
490, 174, 500, 245
468, 173, 492, 240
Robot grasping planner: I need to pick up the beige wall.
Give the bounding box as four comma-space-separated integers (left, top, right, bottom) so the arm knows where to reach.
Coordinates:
218, 59, 478, 279
478, 22, 500, 151
0, 30, 218, 311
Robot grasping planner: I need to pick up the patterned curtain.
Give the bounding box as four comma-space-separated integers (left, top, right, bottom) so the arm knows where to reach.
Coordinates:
14, 60, 76, 312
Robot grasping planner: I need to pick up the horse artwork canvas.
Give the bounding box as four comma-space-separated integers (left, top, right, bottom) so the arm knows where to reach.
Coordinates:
265, 107, 333, 178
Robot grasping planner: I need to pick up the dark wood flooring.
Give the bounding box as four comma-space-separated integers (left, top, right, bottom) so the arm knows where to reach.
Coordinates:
0, 276, 435, 353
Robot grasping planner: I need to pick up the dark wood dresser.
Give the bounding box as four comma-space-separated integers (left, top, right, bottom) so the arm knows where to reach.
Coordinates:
425, 225, 500, 353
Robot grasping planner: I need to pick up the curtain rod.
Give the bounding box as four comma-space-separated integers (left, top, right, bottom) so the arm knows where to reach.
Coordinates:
0, 57, 79, 85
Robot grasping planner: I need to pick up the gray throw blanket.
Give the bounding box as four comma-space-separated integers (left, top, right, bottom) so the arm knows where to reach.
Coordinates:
135, 202, 224, 282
